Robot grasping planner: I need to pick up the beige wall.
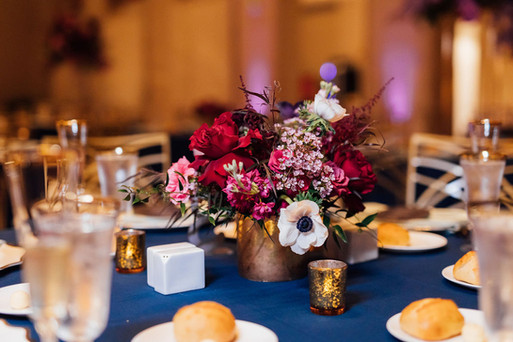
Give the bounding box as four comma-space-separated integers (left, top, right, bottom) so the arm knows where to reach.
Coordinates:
0, 0, 445, 139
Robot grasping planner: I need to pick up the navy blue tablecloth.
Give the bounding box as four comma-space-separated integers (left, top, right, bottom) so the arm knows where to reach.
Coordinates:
0, 228, 477, 342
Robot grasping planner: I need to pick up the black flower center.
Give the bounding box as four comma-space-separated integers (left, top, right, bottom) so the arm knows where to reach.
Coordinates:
297, 216, 313, 233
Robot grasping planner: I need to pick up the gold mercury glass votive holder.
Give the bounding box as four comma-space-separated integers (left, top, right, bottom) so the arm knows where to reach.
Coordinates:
308, 259, 347, 316
115, 229, 146, 273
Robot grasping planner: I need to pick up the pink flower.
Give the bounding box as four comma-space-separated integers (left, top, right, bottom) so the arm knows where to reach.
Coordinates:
268, 149, 287, 172
223, 169, 271, 215
252, 202, 275, 221
165, 157, 197, 205
326, 161, 350, 196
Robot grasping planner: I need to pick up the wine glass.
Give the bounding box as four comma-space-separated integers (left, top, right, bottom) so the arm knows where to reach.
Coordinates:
4, 144, 79, 342
56, 119, 88, 193
5, 145, 119, 342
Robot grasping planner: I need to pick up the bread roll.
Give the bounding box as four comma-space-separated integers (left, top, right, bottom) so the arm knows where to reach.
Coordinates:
9, 290, 30, 310
453, 251, 480, 286
377, 222, 410, 246
400, 298, 464, 341
173, 301, 236, 342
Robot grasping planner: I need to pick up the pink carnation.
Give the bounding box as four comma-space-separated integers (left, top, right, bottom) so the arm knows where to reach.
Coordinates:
165, 157, 197, 205
252, 201, 275, 221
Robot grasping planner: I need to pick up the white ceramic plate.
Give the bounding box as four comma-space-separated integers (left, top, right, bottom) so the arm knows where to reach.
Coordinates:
0, 244, 25, 271
131, 319, 278, 342
0, 319, 30, 341
119, 214, 195, 230
0, 283, 31, 316
399, 208, 468, 232
380, 231, 448, 252
442, 265, 480, 290
386, 308, 483, 342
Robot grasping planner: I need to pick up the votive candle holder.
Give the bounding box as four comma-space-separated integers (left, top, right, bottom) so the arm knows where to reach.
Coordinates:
308, 259, 347, 316
115, 229, 146, 273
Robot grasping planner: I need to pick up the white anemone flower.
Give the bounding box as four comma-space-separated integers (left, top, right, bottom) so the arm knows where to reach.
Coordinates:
278, 200, 328, 255
314, 94, 347, 123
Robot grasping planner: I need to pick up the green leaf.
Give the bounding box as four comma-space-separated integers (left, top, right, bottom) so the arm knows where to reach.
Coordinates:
355, 213, 377, 228
180, 202, 186, 216
118, 189, 128, 193
333, 225, 347, 243
123, 194, 131, 202
208, 216, 216, 226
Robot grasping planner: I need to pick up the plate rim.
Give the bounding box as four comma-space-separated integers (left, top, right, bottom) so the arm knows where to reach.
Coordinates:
118, 213, 195, 230
441, 265, 480, 290
0, 282, 32, 316
0, 244, 25, 271
376, 207, 467, 232
131, 319, 278, 342
386, 308, 482, 342
380, 231, 448, 252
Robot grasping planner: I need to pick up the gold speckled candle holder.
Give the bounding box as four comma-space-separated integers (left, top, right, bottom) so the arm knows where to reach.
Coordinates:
115, 229, 146, 273
308, 259, 347, 316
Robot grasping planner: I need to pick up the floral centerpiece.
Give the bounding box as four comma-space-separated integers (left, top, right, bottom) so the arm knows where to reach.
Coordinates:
127, 79, 386, 280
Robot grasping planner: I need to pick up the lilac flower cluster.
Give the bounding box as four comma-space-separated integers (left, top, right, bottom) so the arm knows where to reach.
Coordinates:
270, 119, 334, 198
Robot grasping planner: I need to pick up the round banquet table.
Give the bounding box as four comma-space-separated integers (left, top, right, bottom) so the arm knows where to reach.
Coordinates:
0, 227, 478, 342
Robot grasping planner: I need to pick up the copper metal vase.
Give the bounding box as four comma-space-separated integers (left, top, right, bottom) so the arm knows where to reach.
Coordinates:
236, 216, 308, 282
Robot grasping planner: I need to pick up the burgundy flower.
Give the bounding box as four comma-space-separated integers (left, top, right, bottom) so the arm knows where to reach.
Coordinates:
333, 149, 377, 195
326, 161, 350, 196
189, 112, 261, 187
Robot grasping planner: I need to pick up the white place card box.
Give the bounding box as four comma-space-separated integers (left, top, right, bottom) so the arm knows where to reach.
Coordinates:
147, 242, 205, 295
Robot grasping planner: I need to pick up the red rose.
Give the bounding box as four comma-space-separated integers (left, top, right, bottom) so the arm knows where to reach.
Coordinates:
189, 112, 261, 188
189, 112, 240, 159
333, 149, 377, 195
197, 153, 254, 188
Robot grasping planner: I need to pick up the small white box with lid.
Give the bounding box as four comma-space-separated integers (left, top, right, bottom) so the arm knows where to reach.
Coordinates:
147, 242, 205, 295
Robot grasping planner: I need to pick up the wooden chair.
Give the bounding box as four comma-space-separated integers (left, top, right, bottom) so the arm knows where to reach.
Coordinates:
406, 132, 513, 209
43, 132, 171, 192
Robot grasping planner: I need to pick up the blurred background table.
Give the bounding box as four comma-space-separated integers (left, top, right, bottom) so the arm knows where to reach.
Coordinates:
0, 227, 477, 342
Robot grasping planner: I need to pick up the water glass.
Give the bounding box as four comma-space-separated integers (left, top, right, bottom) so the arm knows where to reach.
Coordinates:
472, 210, 513, 341
469, 119, 501, 155
96, 149, 138, 214
56, 119, 87, 191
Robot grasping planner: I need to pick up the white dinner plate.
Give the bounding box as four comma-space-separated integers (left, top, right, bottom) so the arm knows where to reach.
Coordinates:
0, 319, 30, 341
0, 283, 31, 316
0, 244, 25, 271
380, 231, 448, 252
395, 208, 468, 232
131, 319, 278, 342
442, 265, 480, 290
386, 308, 483, 342
119, 213, 195, 230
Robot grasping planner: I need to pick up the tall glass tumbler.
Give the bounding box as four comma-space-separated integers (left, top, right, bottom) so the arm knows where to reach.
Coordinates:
96, 148, 138, 214
460, 120, 505, 214
56, 119, 87, 192
471, 210, 513, 342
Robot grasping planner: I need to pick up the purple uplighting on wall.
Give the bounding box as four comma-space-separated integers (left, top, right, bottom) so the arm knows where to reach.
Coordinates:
319, 63, 337, 81
247, 59, 270, 110
382, 46, 418, 123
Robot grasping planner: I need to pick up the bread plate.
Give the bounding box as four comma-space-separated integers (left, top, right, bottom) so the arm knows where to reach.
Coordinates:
0, 319, 30, 342
379, 231, 447, 252
378, 208, 467, 232
442, 265, 480, 290
0, 283, 31, 316
131, 319, 278, 342
386, 308, 483, 342
0, 244, 25, 271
